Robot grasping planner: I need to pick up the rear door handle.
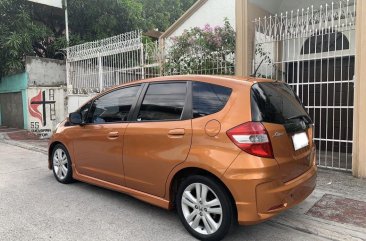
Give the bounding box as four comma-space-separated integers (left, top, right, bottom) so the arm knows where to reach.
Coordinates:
168, 129, 185, 137
108, 131, 119, 138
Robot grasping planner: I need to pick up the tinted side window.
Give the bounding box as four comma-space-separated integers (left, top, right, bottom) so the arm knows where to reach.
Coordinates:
137, 83, 187, 121
90, 85, 140, 123
192, 82, 232, 118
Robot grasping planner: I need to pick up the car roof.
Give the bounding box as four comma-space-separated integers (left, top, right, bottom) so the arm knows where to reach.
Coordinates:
107, 75, 276, 93
77, 75, 278, 110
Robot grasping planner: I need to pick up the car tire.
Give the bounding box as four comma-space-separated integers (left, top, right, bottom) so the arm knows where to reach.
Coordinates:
51, 144, 74, 184
176, 175, 234, 241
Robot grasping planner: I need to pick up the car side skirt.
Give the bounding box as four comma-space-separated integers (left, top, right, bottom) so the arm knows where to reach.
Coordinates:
73, 169, 171, 210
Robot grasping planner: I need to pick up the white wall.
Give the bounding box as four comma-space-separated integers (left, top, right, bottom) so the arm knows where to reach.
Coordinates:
253, 32, 275, 78
26, 56, 66, 87
27, 87, 67, 138
67, 95, 96, 114
167, 0, 236, 39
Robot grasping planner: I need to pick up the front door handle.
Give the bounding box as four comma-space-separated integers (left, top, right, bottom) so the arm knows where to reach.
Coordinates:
168, 129, 185, 137
108, 131, 119, 138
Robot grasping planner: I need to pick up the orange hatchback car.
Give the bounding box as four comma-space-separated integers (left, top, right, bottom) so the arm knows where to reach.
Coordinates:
49, 75, 317, 240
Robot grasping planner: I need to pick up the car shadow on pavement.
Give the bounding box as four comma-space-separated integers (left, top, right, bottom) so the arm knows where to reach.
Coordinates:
42, 172, 327, 241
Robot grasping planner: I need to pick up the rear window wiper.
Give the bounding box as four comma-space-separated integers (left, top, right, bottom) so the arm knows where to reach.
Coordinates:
285, 114, 312, 123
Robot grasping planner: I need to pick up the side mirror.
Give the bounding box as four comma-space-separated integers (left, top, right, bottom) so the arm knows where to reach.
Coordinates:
69, 112, 83, 125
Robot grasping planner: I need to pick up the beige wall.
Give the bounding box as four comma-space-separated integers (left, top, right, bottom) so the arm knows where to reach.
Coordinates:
235, 0, 270, 76
235, 0, 248, 76
353, 0, 366, 178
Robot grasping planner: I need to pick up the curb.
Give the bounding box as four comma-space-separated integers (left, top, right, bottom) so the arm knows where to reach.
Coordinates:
0, 134, 48, 155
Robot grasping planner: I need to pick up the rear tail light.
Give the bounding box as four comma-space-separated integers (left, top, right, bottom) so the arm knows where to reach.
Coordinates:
226, 122, 274, 158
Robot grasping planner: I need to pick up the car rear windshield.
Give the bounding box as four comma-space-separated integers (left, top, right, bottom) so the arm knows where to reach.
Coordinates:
251, 82, 311, 124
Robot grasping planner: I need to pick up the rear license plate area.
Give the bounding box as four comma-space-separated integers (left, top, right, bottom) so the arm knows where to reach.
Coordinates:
292, 132, 309, 151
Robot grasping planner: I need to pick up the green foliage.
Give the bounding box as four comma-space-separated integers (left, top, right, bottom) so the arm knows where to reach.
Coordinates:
138, 0, 197, 31
68, 0, 144, 41
165, 19, 236, 75
0, 0, 195, 77
0, 1, 50, 75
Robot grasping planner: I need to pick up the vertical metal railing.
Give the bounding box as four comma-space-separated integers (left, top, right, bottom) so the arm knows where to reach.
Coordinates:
66, 29, 236, 95
253, 0, 356, 171
66, 30, 162, 94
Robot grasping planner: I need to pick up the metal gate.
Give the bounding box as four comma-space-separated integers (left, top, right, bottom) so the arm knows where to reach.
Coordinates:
0, 92, 24, 129
66, 30, 161, 95
66, 28, 236, 96
253, 0, 356, 171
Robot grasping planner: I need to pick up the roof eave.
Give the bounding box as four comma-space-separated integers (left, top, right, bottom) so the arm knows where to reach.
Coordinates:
160, 0, 209, 40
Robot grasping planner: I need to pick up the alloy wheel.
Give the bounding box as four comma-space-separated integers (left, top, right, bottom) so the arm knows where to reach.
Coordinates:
181, 182, 223, 235
53, 148, 68, 180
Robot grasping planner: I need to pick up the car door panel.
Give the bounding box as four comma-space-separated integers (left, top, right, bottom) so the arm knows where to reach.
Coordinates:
73, 123, 126, 185
70, 85, 141, 186
123, 120, 192, 197
123, 82, 192, 197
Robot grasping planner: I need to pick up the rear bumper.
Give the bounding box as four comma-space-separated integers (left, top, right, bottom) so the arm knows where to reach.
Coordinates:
223, 151, 317, 225
239, 165, 316, 225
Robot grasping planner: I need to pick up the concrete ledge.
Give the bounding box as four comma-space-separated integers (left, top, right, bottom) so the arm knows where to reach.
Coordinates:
270, 192, 366, 241
0, 131, 47, 155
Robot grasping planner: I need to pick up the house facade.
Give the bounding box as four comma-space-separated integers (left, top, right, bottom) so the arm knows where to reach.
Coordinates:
161, 0, 235, 41
0, 57, 67, 138
161, 0, 365, 177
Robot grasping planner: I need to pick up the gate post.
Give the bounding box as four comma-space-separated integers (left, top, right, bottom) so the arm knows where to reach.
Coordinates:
66, 48, 72, 94
235, 0, 249, 76
98, 54, 103, 92
353, 0, 366, 178
140, 42, 145, 79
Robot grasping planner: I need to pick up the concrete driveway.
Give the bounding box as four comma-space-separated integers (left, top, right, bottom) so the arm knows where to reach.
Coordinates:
0, 142, 364, 241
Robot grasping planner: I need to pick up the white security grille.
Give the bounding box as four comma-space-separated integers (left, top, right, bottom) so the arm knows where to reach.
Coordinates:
66, 30, 161, 94
253, 0, 356, 171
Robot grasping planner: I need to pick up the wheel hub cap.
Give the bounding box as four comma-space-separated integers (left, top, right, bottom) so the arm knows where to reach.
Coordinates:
53, 148, 68, 180
181, 183, 223, 235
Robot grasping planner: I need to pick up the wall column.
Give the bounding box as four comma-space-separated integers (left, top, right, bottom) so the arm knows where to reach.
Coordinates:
235, 0, 249, 76
353, 0, 366, 178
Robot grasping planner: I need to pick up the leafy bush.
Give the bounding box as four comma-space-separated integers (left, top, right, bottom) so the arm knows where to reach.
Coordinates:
164, 19, 236, 75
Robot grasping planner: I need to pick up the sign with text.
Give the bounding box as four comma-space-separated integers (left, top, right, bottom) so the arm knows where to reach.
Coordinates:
28, 89, 57, 138
27, 0, 62, 8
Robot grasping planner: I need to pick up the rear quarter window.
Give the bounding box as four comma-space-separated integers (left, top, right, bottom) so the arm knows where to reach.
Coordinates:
192, 81, 232, 118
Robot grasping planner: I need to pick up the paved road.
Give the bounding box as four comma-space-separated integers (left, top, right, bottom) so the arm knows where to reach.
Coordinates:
0, 142, 329, 241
